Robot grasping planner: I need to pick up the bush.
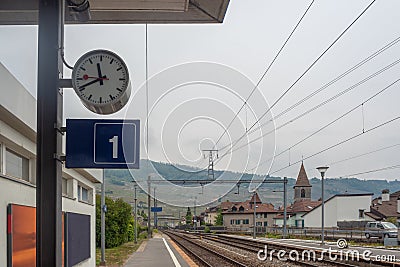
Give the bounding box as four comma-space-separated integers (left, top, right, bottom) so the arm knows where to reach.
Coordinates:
139, 231, 148, 239
204, 226, 210, 233
96, 195, 135, 248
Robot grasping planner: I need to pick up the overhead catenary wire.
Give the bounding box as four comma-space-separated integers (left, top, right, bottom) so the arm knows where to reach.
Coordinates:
216, 0, 377, 155
245, 77, 400, 172
243, 35, 400, 138
217, 58, 400, 161
339, 164, 400, 177
269, 115, 400, 176
213, 0, 316, 148
327, 143, 400, 166
145, 24, 149, 167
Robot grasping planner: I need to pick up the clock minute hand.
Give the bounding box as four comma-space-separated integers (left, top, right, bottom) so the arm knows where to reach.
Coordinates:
97, 63, 104, 86
79, 78, 101, 90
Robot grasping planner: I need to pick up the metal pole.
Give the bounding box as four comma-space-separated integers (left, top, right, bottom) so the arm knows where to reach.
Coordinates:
321, 172, 325, 245
37, 1, 63, 266
154, 187, 157, 229
283, 177, 287, 238
100, 169, 106, 265
147, 175, 152, 238
194, 197, 197, 230
134, 185, 137, 244
253, 190, 256, 239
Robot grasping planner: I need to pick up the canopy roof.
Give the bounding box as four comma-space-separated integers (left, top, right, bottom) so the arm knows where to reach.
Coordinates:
0, 0, 230, 25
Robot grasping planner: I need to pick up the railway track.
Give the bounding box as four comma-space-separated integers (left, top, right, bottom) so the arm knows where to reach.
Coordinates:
165, 230, 399, 267
201, 234, 400, 267
164, 230, 248, 267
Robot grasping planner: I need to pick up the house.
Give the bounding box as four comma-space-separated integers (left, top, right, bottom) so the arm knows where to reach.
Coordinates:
302, 193, 374, 228
222, 193, 279, 229
367, 189, 400, 225
0, 62, 102, 266
204, 206, 219, 225
274, 162, 320, 228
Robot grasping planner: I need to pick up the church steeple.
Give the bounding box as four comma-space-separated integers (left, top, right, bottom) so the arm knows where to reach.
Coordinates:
293, 162, 312, 202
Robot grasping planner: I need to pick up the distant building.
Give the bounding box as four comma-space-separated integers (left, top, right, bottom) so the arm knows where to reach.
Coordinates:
222, 193, 279, 229
274, 162, 320, 228
204, 206, 219, 225
302, 193, 374, 228
367, 189, 400, 225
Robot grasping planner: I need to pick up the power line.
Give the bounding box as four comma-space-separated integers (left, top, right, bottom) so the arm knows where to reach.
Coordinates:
217, 36, 400, 153
328, 143, 400, 166
216, 0, 376, 155
247, 35, 400, 137
245, 78, 400, 172
213, 0, 316, 148
339, 164, 400, 177
269, 115, 400, 176
217, 59, 400, 161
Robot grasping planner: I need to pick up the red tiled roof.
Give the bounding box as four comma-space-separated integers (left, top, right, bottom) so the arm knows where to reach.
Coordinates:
294, 162, 311, 187
370, 190, 400, 219
221, 194, 277, 214
249, 192, 262, 204
277, 199, 321, 214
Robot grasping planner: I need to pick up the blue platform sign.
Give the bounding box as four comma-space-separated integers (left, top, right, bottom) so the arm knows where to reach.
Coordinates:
151, 207, 162, 213
66, 119, 140, 169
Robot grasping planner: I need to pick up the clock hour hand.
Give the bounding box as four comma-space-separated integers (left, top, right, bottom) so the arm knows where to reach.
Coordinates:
97, 63, 104, 86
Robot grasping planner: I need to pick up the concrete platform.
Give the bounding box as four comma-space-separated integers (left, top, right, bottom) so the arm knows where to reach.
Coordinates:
124, 234, 191, 267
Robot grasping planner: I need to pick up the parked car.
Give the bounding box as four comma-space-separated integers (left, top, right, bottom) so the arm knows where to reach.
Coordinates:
365, 221, 398, 239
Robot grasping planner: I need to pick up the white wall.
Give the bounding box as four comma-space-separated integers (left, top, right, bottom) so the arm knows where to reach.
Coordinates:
303, 195, 373, 228
0, 62, 101, 267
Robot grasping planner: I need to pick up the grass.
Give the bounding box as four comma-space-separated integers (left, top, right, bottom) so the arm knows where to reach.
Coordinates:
96, 239, 144, 267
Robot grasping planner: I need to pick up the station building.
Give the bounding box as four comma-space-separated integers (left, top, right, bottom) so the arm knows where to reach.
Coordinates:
0, 62, 102, 266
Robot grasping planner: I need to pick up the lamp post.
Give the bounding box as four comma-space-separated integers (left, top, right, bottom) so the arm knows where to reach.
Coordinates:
316, 166, 329, 245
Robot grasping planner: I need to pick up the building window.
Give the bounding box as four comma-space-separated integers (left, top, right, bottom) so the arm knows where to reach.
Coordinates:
235, 219, 241, 225
243, 219, 249, 224
301, 189, 306, 198
256, 222, 262, 226
62, 178, 68, 196
230, 219, 234, 225
6, 149, 29, 181
256, 213, 262, 219
264, 221, 268, 227
359, 209, 365, 218
264, 213, 268, 218
78, 184, 91, 203
239, 206, 244, 212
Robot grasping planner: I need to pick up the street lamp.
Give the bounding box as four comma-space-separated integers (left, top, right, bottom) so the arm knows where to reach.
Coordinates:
316, 166, 329, 245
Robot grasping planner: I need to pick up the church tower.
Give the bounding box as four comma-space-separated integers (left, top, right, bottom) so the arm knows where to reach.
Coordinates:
293, 162, 312, 202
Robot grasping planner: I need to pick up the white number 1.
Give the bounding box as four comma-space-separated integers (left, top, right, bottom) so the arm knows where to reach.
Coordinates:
109, 136, 118, 159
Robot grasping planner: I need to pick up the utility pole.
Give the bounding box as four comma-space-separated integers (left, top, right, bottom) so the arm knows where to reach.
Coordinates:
253, 190, 257, 239
194, 196, 197, 230
202, 149, 218, 180
134, 184, 137, 244
154, 187, 157, 229
100, 170, 106, 266
147, 175, 152, 238
283, 177, 287, 238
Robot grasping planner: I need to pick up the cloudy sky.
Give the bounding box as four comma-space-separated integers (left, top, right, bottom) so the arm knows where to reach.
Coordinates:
1, 0, 400, 181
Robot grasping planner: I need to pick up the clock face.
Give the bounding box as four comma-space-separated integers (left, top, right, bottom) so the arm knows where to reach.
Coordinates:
72, 49, 131, 114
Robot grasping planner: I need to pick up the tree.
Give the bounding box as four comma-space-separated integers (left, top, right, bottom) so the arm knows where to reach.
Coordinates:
214, 208, 223, 226
185, 207, 192, 225
96, 195, 134, 248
